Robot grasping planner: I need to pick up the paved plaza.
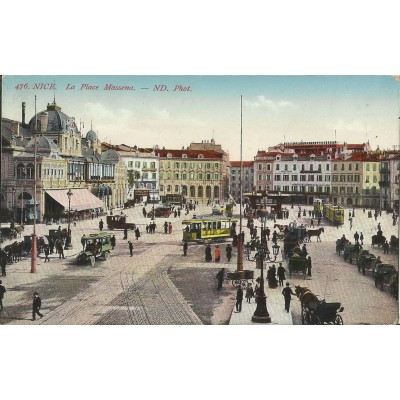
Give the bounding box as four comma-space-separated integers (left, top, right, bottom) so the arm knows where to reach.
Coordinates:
0, 203, 398, 325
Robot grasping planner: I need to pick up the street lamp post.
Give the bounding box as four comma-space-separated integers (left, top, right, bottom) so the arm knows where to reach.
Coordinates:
252, 243, 271, 323
12, 186, 16, 228
64, 189, 73, 249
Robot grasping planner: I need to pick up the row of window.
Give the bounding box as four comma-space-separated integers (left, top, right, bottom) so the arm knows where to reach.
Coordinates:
127, 161, 157, 169
160, 161, 219, 169
332, 187, 378, 194
272, 185, 331, 193
140, 172, 157, 180
160, 185, 220, 197
160, 172, 219, 181
272, 174, 331, 182
256, 163, 330, 172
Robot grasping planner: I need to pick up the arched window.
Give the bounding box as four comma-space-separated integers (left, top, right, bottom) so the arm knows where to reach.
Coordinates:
214, 186, 219, 199
26, 163, 35, 179
206, 186, 212, 198
190, 186, 195, 197
182, 185, 187, 196
16, 163, 26, 179
198, 186, 203, 198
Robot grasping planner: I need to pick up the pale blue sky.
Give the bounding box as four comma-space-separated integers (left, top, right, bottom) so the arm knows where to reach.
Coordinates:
2, 75, 399, 160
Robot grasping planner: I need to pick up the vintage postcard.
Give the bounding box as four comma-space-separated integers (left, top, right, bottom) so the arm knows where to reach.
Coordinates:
0, 75, 399, 325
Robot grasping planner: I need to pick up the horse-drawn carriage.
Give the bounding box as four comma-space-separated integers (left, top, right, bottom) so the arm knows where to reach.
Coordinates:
371, 234, 386, 247
373, 264, 397, 291
356, 250, 377, 275
336, 239, 346, 255
288, 253, 307, 278
343, 243, 362, 264
226, 270, 254, 287
295, 286, 344, 325
303, 227, 324, 242
390, 235, 399, 253
283, 233, 299, 258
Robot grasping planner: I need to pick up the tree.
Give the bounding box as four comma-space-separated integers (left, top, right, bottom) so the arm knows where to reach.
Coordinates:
127, 170, 140, 197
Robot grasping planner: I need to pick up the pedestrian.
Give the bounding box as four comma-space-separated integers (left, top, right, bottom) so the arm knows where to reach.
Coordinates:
349, 217, 352, 230
266, 227, 270, 241
81, 234, 86, 251
383, 240, 390, 254
310, 219, 314, 228
110, 235, 116, 250
214, 245, 221, 262
142, 207, 147, 217
235, 285, 243, 312
168, 222, 173, 234
307, 256, 312, 277
146, 224, 149, 234
216, 268, 224, 291
1, 257, 6, 277
298, 211, 301, 218
245, 283, 254, 303
135, 227, 141, 240
174, 210, 177, 218
360, 232, 364, 245
32, 291, 43, 320
277, 263, 286, 286
226, 244, 232, 262
272, 230, 277, 244
353, 231, 359, 243
49, 239, 55, 254
254, 282, 260, 304
282, 282, 296, 312
352, 209, 355, 218
0, 280, 6, 311
183, 242, 188, 256
44, 245, 50, 262
164, 221, 168, 234
128, 241, 133, 257
205, 245, 212, 262
377, 222, 381, 231
58, 241, 65, 259
99, 219, 104, 231
123, 226, 128, 240
301, 243, 308, 257
317, 217, 321, 226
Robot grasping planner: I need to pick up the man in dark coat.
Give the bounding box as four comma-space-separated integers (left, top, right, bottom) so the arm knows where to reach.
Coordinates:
128, 241, 133, 257
44, 245, 50, 263
135, 227, 140, 240
0, 280, 6, 311
99, 219, 104, 231
354, 231, 359, 243
183, 242, 188, 256
216, 268, 224, 291
277, 263, 286, 286
226, 244, 232, 262
307, 256, 312, 277
123, 227, 128, 240
265, 227, 271, 241
110, 235, 116, 250
32, 292, 43, 320
58, 241, 65, 259
235, 285, 243, 312
282, 282, 296, 313
1, 257, 7, 277
164, 221, 168, 234
205, 245, 212, 262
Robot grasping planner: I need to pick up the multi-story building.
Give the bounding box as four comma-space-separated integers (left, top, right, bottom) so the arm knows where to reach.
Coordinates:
273, 152, 332, 205
1, 101, 127, 223
253, 151, 279, 194
102, 143, 160, 203
361, 154, 381, 208
379, 151, 400, 211
229, 161, 254, 201
156, 148, 226, 203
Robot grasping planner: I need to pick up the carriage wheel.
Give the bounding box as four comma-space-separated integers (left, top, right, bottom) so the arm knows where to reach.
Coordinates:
334, 315, 343, 325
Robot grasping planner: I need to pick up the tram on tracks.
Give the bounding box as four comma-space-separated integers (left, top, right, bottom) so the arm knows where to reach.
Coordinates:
182, 215, 238, 243
323, 204, 344, 225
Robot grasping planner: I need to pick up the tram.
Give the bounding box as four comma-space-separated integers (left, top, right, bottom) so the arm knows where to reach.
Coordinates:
313, 198, 323, 213
182, 215, 238, 243
323, 204, 344, 225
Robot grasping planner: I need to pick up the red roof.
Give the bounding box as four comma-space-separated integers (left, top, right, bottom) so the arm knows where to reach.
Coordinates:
155, 149, 223, 160
230, 161, 254, 167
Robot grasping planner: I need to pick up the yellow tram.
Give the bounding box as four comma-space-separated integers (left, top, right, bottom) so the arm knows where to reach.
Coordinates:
182, 216, 238, 243
313, 198, 323, 213
323, 204, 344, 225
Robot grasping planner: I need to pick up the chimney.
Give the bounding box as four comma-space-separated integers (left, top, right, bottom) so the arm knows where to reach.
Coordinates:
22, 102, 26, 125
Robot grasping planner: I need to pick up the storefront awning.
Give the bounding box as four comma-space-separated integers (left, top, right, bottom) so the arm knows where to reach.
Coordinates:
45, 189, 104, 211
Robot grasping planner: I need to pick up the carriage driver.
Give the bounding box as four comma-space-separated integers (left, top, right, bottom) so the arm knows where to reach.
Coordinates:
282, 282, 296, 313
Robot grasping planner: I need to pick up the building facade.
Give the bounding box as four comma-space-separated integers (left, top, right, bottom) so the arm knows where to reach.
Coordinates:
229, 161, 254, 201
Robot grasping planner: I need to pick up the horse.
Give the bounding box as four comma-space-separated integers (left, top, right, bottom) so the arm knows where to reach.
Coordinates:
306, 227, 324, 242
14, 225, 25, 238
295, 285, 320, 323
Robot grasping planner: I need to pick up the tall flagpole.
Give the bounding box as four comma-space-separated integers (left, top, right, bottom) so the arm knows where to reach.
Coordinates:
31, 96, 37, 273
237, 95, 244, 272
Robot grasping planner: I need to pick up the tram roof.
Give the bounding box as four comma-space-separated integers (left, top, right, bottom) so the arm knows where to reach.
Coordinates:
182, 215, 238, 223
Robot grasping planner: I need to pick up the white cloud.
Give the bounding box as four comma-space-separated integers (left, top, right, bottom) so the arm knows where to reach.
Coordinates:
244, 96, 295, 110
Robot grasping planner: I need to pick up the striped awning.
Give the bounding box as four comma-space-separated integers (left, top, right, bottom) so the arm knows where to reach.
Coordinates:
46, 189, 104, 211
